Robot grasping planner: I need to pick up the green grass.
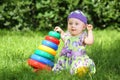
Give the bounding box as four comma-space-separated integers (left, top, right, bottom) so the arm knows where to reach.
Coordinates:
0, 29, 120, 80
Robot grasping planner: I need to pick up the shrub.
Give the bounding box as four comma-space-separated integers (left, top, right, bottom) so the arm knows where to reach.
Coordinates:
0, 0, 119, 30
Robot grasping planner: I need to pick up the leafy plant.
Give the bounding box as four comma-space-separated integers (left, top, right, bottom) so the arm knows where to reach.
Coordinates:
0, 0, 119, 30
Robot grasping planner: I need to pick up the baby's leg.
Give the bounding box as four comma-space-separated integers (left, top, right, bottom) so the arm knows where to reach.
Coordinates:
52, 56, 66, 72
70, 56, 95, 76
70, 57, 87, 74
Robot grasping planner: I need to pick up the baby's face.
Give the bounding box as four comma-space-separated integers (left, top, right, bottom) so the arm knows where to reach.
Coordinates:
67, 18, 86, 36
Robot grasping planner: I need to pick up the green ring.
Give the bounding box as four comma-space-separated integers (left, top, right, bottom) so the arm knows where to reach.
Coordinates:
48, 31, 60, 40
34, 49, 54, 61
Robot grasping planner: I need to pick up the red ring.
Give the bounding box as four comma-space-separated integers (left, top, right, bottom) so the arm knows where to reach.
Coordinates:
45, 36, 60, 45
28, 59, 51, 70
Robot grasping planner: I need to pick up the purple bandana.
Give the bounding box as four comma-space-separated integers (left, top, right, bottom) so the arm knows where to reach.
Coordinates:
68, 10, 87, 24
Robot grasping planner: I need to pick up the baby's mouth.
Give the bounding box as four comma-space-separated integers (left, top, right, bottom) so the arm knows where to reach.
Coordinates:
71, 29, 76, 31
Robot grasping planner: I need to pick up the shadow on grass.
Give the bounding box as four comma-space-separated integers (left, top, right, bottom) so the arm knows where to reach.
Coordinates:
0, 63, 94, 80
90, 39, 120, 79
0, 63, 37, 80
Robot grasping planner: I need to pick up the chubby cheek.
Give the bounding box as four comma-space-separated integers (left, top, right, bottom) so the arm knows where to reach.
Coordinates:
67, 26, 71, 31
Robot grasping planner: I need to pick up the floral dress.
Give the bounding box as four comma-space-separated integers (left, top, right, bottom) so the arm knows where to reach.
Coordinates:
52, 31, 96, 75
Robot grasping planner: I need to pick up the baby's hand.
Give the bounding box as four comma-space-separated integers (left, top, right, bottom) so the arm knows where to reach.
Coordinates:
54, 26, 63, 33
86, 24, 93, 31
54, 26, 65, 41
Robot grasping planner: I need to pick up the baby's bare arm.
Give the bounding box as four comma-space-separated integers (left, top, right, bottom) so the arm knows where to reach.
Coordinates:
84, 24, 94, 45
54, 26, 65, 41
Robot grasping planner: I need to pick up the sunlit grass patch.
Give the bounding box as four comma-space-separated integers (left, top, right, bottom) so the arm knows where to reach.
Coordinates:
0, 30, 120, 80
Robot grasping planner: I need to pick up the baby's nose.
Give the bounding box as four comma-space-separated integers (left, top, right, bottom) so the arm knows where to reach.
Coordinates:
71, 24, 76, 28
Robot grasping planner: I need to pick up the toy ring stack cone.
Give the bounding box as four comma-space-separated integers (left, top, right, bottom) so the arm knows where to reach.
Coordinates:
28, 31, 60, 71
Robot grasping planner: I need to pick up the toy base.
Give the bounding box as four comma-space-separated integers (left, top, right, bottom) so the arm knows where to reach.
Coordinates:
28, 59, 51, 71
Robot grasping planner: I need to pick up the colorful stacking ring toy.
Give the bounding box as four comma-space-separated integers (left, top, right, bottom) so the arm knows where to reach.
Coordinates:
28, 31, 60, 71
28, 59, 51, 70
42, 40, 58, 50
31, 54, 54, 67
34, 49, 54, 61
38, 45, 56, 56
48, 31, 60, 40
45, 36, 60, 45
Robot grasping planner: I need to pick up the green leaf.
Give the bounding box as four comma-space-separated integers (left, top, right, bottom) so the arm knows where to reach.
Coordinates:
4, 21, 11, 26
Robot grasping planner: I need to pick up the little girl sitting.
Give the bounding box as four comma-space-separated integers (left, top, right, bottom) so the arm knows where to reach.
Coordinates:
52, 10, 96, 76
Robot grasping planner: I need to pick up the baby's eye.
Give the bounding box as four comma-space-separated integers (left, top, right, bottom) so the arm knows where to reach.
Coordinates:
69, 22, 72, 25
75, 23, 79, 25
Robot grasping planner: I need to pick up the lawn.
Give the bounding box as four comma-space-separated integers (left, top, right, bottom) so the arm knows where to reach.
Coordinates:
0, 29, 120, 80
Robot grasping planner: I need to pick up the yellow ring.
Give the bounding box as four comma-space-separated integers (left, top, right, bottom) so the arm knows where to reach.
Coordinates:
38, 45, 56, 56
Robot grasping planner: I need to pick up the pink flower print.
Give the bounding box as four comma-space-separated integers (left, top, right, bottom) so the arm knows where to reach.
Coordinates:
72, 41, 79, 47
65, 39, 70, 47
78, 40, 82, 46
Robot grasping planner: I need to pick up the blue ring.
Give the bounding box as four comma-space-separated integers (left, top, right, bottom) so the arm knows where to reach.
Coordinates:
42, 40, 58, 50
30, 54, 54, 67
